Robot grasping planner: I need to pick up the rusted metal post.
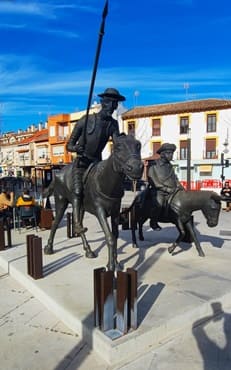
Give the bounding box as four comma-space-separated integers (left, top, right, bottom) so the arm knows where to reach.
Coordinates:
26, 234, 35, 276
94, 267, 106, 327
116, 271, 129, 334
127, 268, 138, 330
100, 270, 114, 331
26, 234, 43, 279
5, 218, 12, 248
0, 220, 5, 250
32, 236, 43, 279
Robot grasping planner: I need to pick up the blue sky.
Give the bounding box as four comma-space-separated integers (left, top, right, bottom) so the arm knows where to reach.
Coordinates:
1, 0, 231, 132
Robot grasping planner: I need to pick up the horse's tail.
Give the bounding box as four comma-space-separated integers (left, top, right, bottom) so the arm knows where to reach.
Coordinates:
42, 180, 55, 198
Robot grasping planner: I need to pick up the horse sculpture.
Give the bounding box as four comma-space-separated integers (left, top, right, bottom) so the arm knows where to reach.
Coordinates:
43, 134, 144, 271
122, 187, 221, 257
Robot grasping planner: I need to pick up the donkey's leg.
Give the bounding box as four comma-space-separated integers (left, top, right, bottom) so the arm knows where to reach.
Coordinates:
44, 199, 68, 255
185, 220, 205, 257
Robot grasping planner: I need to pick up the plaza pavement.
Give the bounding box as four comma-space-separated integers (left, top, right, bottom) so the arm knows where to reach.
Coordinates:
0, 192, 231, 369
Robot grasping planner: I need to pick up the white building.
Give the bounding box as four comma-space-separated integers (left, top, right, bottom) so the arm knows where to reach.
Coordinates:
122, 98, 231, 184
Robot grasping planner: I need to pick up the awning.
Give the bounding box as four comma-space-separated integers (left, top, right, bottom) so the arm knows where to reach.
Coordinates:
17, 149, 29, 153
199, 165, 212, 173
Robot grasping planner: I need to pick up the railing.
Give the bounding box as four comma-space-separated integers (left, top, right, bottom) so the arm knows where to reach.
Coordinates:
180, 179, 225, 191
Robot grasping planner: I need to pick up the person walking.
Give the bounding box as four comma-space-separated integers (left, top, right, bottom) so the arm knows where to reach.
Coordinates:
220, 181, 231, 211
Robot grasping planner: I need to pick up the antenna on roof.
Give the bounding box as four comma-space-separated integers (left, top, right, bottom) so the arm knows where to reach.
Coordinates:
134, 90, 140, 107
183, 83, 190, 100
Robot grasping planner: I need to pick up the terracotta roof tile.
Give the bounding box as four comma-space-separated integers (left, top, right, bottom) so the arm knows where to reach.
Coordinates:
122, 99, 231, 120
18, 129, 48, 145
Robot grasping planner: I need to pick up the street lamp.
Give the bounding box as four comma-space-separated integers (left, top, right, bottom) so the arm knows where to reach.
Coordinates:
186, 128, 191, 191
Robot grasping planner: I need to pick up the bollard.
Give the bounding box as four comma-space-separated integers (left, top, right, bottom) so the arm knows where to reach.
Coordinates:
26, 234, 35, 276
94, 267, 106, 327
26, 234, 43, 279
116, 271, 129, 334
0, 220, 5, 250
127, 268, 138, 330
100, 270, 114, 332
5, 218, 12, 248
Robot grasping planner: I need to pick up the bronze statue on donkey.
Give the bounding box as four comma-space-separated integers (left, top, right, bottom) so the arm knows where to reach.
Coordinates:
121, 143, 221, 256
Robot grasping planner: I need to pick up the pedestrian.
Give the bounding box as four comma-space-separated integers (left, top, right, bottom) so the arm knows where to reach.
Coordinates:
220, 181, 231, 211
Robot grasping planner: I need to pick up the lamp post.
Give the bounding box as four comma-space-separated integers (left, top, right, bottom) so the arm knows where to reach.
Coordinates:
186, 128, 191, 191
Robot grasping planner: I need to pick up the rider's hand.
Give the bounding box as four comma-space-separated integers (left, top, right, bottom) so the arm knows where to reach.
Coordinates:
75, 143, 84, 155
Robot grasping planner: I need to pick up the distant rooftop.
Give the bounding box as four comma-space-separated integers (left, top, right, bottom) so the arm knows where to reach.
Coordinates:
122, 98, 231, 119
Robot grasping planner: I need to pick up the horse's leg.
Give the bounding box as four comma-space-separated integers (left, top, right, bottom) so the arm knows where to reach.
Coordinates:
168, 221, 186, 254
78, 209, 96, 258
111, 214, 121, 267
44, 198, 68, 254
184, 220, 205, 257
97, 208, 116, 271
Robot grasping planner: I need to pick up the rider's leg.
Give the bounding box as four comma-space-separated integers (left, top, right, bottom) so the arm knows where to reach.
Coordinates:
72, 166, 87, 235
149, 191, 162, 231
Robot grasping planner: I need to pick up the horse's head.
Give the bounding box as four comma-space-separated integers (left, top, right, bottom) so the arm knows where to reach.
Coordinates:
202, 192, 221, 227
112, 134, 144, 180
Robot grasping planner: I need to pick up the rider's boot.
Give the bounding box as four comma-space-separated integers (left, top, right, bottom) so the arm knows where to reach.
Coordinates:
72, 195, 88, 235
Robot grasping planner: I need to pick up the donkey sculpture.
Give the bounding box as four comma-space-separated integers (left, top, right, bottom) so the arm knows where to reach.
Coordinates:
43, 134, 144, 271
122, 187, 221, 257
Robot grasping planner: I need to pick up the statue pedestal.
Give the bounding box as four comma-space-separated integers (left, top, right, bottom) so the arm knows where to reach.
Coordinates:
94, 267, 137, 339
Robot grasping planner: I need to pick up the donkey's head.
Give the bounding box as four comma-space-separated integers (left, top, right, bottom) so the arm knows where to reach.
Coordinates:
112, 133, 144, 180
202, 191, 221, 227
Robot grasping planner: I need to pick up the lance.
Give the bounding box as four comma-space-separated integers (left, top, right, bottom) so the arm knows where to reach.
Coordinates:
83, 0, 109, 147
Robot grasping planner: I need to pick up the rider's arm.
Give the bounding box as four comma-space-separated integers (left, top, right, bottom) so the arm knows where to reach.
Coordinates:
110, 119, 120, 138
147, 164, 166, 190
66, 119, 84, 153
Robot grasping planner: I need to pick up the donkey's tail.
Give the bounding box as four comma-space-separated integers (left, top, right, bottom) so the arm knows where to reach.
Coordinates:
42, 180, 55, 198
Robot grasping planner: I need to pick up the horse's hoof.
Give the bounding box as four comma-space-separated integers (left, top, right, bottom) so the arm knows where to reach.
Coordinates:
168, 247, 174, 254
44, 246, 54, 255
85, 250, 97, 258
132, 243, 138, 248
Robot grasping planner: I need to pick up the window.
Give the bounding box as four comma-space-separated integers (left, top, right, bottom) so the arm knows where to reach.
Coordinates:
152, 142, 161, 157
205, 138, 216, 159
49, 126, 55, 137
37, 147, 47, 158
180, 116, 189, 134
207, 114, 216, 132
127, 121, 135, 136
58, 124, 69, 140
180, 140, 187, 160
52, 145, 64, 156
152, 119, 161, 136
